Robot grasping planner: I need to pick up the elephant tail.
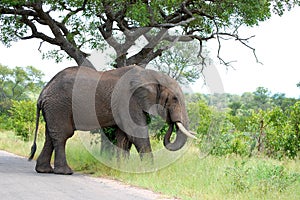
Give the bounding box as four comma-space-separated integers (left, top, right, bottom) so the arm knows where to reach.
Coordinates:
28, 103, 41, 161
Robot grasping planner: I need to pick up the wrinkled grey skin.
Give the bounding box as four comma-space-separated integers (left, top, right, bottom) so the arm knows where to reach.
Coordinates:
29, 65, 189, 175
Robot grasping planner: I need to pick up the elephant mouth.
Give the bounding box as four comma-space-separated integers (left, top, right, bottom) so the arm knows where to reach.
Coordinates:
163, 122, 197, 151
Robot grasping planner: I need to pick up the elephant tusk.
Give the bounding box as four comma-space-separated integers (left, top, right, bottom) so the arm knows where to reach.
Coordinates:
176, 122, 197, 139
189, 131, 197, 135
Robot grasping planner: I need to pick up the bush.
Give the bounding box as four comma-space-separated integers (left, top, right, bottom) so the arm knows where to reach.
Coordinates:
254, 163, 300, 193
188, 99, 212, 135
7, 100, 36, 141
225, 160, 300, 193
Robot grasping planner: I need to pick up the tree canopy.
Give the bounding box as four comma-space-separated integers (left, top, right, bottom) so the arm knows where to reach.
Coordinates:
1, 0, 299, 69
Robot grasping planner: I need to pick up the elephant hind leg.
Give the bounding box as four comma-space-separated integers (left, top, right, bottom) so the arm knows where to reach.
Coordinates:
52, 134, 74, 175
40, 108, 74, 175
116, 128, 132, 161
36, 127, 54, 173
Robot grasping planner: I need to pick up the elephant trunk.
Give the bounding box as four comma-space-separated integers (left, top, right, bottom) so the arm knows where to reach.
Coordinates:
163, 122, 196, 151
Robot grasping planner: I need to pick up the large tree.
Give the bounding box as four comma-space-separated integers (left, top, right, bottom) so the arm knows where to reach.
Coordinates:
1, 1, 299, 69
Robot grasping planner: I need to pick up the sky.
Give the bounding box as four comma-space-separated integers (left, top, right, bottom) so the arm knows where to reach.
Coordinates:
195, 7, 300, 98
0, 7, 299, 98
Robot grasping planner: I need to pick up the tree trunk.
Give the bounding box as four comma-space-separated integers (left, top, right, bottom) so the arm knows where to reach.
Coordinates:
61, 43, 95, 69
257, 119, 265, 153
75, 56, 94, 69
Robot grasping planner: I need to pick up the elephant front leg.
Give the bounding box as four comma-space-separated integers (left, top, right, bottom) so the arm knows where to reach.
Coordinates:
52, 138, 73, 175
132, 137, 153, 162
36, 130, 54, 173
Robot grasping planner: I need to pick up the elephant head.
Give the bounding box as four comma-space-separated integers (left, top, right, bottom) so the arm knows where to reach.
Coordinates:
127, 67, 196, 151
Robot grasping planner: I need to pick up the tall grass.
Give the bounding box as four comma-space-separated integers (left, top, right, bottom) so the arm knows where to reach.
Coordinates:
1, 130, 299, 200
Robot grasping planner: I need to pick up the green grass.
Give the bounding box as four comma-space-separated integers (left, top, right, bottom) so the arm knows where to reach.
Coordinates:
1, 130, 300, 200
0, 130, 33, 156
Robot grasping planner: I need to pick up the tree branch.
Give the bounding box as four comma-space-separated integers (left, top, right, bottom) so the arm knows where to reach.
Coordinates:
0, 7, 37, 16
217, 32, 262, 65
153, 17, 195, 28
61, 0, 88, 24
19, 16, 59, 45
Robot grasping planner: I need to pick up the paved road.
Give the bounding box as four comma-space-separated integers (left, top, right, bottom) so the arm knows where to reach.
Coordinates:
0, 150, 174, 200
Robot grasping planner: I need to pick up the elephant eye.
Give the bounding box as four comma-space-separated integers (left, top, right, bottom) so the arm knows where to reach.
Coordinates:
172, 96, 178, 102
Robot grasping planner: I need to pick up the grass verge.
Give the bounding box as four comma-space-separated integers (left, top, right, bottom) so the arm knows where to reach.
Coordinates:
1, 130, 300, 200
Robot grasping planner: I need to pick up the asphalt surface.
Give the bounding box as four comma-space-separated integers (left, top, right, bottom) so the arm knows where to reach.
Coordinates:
0, 150, 173, 200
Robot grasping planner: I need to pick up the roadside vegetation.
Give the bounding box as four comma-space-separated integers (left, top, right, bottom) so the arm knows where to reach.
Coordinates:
0, 63, 300, 199
1, 131, 299, 200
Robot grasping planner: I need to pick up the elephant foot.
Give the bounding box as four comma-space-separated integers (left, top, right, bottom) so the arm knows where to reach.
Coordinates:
54, 166, 73, 175
35, 164, 54, 174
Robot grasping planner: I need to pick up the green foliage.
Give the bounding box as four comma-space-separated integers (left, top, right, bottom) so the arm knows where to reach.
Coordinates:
102, 126, 117, 144
187, 88, 300, 159
0, 64, 44, 102
253, 87, 273, 110
0, 64, 44, 140
225, 160, 300, 194
255, 163, 300, 193
272, 93, 297, 111
126, 0, 151, 26
290, 101, 300, 135
90, 127, 117, 147
7, 100, 36, 141
225, 160, 251, 192
123, 0, 274, 27
208, 113, 254, 157
188, 99, 212, 135
287, 101, 300, 156
1, 0, 299, 65
148, 115, 168, 140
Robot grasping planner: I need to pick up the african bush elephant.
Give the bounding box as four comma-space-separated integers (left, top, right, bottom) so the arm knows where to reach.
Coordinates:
29, 65, 195, 175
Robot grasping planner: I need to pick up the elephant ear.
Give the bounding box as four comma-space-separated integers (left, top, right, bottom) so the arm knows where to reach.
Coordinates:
130, 76, 158, 111
157, 85, 171, 107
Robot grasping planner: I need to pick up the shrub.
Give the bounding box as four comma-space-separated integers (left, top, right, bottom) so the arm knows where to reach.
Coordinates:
225, 160, 300, 194
255, 163, 300, 193
7, 100, 36, 141
225, 160, 251, 192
